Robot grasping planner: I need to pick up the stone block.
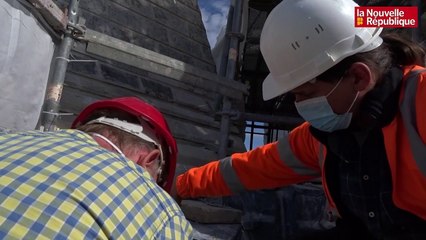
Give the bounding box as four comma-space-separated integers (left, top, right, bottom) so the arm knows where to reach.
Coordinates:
181, 200, 243, 224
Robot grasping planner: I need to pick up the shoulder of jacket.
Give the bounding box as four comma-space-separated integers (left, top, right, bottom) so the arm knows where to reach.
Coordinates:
290, 122, 312, 136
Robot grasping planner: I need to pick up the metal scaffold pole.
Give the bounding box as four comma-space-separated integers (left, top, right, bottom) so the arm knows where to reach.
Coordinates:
218, 0, 245, 157
39, 0, 81, 131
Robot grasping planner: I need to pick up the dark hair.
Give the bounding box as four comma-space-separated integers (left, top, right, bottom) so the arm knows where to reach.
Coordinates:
316, 32, 426, 83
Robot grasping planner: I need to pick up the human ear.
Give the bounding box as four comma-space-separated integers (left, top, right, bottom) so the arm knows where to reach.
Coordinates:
137, 149, 161, 169
347, 62, 373, 92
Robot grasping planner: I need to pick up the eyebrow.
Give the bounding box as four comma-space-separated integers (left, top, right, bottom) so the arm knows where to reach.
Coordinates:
291, 87, 309, 95
292, 91, 312, 98
291, 80, 317, 95
290, 89, 303, 95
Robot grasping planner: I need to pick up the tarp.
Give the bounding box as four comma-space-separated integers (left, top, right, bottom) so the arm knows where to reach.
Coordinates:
0, 0, 54, 131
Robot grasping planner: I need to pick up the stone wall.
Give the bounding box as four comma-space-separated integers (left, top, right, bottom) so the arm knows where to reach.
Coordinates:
54, 0, 216, 72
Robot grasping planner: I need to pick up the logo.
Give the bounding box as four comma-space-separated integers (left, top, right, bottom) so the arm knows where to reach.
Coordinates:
355, 6, 418, 28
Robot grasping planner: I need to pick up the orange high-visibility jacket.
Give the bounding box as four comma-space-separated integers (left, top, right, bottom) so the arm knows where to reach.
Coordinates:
177, 65, 426, 220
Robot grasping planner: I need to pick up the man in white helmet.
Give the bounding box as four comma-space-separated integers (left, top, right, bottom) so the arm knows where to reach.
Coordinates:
173, 0, 426, 238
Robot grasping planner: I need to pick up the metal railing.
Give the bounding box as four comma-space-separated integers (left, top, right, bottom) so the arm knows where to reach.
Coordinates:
244, 120, 291, 150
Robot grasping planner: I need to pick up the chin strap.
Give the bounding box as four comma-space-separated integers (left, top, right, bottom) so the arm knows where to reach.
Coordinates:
91, 133, 126, 159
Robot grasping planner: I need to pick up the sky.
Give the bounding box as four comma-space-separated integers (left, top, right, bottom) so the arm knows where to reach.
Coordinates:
198, 0, 230, 48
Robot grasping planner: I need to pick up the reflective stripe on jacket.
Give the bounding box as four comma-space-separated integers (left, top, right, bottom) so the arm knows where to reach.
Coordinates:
176, 65, 426, 220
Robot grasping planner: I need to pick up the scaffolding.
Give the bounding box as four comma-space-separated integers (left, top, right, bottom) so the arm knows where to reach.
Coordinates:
10, 0, 426, 151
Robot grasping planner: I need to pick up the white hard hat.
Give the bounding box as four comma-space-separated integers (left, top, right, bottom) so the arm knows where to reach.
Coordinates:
260, 0, 383, 100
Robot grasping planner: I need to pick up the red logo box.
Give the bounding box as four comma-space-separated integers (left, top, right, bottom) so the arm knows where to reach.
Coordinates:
355, 6, 418, 28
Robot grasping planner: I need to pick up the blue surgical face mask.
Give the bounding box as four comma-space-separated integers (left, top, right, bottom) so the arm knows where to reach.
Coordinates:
294, 77, 359, 132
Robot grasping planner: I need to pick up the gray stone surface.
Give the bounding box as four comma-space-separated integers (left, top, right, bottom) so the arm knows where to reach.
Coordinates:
181, 200, 242, 224
191, 222, 241, 240
53, 0, 215, 72
187, 183, 336, 240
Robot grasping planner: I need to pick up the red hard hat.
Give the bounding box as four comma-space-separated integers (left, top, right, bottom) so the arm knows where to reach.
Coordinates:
71, 97, 177, 193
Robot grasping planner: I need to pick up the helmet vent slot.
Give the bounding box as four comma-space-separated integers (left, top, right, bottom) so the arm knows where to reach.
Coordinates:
315, 24, 324, 34
291, 41, 301, 50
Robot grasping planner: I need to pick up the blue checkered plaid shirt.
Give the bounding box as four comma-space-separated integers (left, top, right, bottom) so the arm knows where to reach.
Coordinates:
0, 130, 192, 239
